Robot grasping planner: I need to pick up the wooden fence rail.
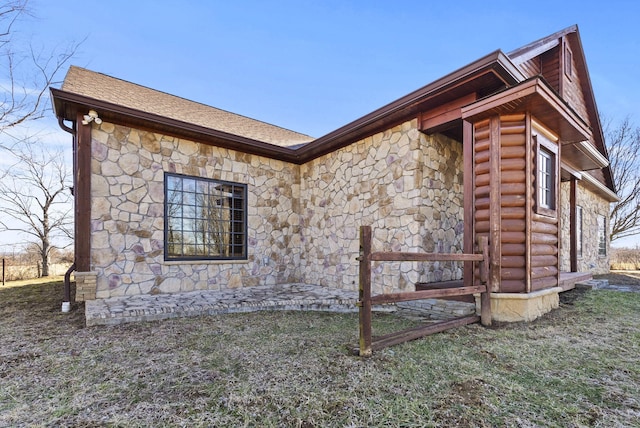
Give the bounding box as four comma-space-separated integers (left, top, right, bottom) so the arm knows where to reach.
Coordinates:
357, 226, 491, 356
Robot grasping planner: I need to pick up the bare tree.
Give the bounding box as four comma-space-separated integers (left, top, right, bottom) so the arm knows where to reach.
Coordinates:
604, 117, 640, 242
0, 142, 72, 276
0, 0, 78, 134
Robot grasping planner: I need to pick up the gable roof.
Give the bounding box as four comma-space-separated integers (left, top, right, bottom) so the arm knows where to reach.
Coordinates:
51, 27, 615, 199
507, 25, 616, 194
52, 52, 522, 163
59, 66, 314, 147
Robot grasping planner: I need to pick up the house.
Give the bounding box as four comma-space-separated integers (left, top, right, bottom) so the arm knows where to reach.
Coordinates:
51, 25, 617, 323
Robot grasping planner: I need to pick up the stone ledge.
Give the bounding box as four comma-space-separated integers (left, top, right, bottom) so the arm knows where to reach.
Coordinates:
475, 287, 562, 322
84, 284, 359, 326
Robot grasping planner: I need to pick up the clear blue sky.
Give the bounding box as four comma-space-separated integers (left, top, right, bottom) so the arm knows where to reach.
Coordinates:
11, 0, 640, 247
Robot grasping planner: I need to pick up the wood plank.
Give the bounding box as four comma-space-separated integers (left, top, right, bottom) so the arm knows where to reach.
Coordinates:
370, 252, 484, 262
502, 243, 526, 256
531, 255, 558, 267
525, 113, 532, 292
480, 237, 491, 326
532, 221, 557, 234
500, 195, 526, 207
531, 232, 558, 245
420, 93, 477, 131
500, 157, 526, 170
502, 219, 526, 231
489, 116, 501, 292
76, 111, 92, 272
463, 120, 474, 289
370, 286, 487, 305
501, 231, 526, 244
368, 316, 480, 352
501, 267, 526, 280
501, 255, 526, 268
501, 146, 527, 159
358, 226, 373, 357
501, 183, 526, 196
500, 207, 526, 219
531, 244, 558, 256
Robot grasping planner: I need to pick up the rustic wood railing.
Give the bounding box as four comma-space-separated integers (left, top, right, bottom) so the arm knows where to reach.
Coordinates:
357, 226, 491, 356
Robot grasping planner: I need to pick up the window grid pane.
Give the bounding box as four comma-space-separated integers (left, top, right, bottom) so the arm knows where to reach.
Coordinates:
165, 173, 247, 260
538, 149, 553, 209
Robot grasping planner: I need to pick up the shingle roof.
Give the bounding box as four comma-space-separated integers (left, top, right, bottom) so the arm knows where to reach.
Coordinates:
61, 66, 314, 147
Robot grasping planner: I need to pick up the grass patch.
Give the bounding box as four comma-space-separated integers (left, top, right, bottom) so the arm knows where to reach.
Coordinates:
1, 281, 639, 426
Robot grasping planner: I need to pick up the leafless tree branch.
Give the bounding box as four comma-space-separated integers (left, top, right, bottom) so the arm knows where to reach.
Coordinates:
0, 141, 72, 276
603, 116, 640, 242
0, 0, 80, 135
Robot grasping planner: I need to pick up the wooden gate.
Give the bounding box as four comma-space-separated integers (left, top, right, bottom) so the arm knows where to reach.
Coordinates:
357, 226, 491, 356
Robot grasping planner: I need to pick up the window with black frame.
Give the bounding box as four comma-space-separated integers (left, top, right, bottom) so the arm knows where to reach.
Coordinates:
164, 173, 247, 260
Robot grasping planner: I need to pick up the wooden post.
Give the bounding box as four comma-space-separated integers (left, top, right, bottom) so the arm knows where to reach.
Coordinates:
358, 226, 373, 357
479, 236, 491, 326
2, 258, 5, 285
463, 120, 475, 288
489, 116, 501, 292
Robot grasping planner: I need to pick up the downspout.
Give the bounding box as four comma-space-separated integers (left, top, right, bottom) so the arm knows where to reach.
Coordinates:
58, 117, 76, 312
62, 262, 76, 313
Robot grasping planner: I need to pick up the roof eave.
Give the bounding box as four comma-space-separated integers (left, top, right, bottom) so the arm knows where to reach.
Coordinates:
50, 87, 302, 163
295, 50, 526, 161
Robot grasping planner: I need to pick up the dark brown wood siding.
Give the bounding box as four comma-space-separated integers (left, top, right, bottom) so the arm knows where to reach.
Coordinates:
499, 115, 527, 292
561, 39, 590, 124
540, 46, 561, 93
473, 119, 492, 288
471, 113, 560, 294
518, 57, 541, 79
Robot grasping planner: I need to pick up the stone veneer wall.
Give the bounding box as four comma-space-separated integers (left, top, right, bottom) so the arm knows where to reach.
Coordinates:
299, 119, 464, 294
88, 118, 464, 299
90, 122, 301, 298
559, 181, 610, 274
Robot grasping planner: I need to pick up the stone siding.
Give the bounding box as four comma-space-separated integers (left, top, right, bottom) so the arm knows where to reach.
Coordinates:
299, 119, 464, 294
89, 123, 300, 299
88, 119, 464, 298
559, 181, 610, 274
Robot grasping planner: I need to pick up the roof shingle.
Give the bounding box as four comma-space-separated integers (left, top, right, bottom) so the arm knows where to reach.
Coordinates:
61, 66, 314, 147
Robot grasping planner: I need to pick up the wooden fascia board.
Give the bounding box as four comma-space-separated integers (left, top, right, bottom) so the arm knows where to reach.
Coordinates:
510, 38, 560, 65
52, 50, 525, 165
461, 78, 591, 143
508, 25, 577, 60
281, 51, 524, 160
581, 171, 620, 202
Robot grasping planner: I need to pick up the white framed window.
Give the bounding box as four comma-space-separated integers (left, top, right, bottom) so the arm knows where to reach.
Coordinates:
534, 128, 558, 217
538, 148, 554, 210
597, 214, 607, 257
576, 206, 583, 258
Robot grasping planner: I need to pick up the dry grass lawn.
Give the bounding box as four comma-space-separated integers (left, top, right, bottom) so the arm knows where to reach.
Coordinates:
1, 278, 639, 427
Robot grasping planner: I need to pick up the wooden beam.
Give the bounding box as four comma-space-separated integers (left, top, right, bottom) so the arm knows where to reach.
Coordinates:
420, 93, 477, 132
525, 114, 533, 293
479, 236, 491, 326
75, 112, 92, 272
463, 120, 475, 288
368, 316, 480, 352
370, 286, 487, 305
489, 116, 501, 292
358, 226, 373, 357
